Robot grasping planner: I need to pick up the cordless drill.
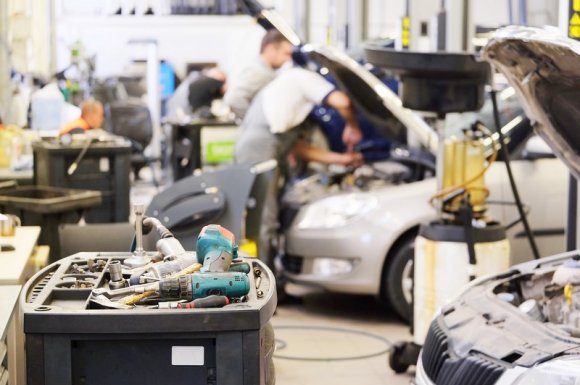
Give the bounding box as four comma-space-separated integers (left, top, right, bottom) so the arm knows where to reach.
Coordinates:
154, 225, 249, 300
197, 224, 238, 272
157, 272, 250, 300
132, 224, 244, 285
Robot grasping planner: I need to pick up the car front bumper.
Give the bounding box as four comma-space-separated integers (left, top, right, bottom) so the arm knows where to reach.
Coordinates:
281, 228, 387, 295
282, 220, 395, 294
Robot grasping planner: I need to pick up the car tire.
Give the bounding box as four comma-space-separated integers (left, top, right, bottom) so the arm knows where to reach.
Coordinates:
383, 237, 415, 323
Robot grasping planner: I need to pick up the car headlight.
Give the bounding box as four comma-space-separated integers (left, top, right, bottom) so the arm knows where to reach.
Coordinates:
312, 258, 357, 277
296, 193, 378, 230
513, 357, 580, 385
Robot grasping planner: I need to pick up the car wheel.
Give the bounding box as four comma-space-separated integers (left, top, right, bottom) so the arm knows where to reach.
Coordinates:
384, 237, 415, 323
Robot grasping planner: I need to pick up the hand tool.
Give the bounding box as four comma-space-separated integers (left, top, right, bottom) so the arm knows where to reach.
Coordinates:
177, 295, 229, 309
108, 260, 127, 290
156, 271, 250, 301
229, 262, 251, 274
119, 262, 202, 305
196, 224, 238, 272
124, 204, 152, 268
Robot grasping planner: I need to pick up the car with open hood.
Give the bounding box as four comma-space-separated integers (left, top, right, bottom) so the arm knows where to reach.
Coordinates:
278, 42, 568, 322
415, 26, 580, 385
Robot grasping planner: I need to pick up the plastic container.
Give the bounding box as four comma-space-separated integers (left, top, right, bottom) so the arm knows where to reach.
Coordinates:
30, 83, 65, 131
32, 140, 131, 224
0, 186, 102, 262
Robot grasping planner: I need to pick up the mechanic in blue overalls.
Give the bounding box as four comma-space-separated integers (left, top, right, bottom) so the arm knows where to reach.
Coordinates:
235, 66, 364, 265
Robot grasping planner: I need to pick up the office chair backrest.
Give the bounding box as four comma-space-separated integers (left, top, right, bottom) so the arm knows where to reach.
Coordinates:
107, 100, 153, 151
59, 222, 135, 259
93, 77, 129, 106
145, 163, 257, 251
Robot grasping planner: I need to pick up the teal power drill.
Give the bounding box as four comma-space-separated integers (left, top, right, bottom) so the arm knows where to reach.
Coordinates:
147, 224, 251, 301
158, 272, 250, 300
196, 224, 238, 272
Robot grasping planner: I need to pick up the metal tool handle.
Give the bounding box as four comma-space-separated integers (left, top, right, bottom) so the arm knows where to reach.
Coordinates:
134, 204, 145, 256
67, 137, 95, 176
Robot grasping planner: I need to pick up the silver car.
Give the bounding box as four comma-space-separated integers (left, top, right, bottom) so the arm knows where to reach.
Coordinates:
415, 25, 580, 385
279, 45, 568, 322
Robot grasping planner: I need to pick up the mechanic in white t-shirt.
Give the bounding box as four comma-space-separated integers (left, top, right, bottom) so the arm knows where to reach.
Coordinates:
235, 66, 363, 168
235, 66, 363, 267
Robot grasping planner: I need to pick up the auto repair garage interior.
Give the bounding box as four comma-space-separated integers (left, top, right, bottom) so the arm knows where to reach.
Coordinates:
1, 0, 580, 384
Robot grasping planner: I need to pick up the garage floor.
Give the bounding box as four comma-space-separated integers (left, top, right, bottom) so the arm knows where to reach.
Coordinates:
132, 172, 415, 385
273, 294, 414, 385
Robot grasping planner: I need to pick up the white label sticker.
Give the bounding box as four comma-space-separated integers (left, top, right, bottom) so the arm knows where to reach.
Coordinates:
99, 157, 110, 172
171, 346, 205, 366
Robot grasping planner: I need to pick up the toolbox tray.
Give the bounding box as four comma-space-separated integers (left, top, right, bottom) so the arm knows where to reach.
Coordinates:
0, 186, 102, 214
20, 253, 277, 385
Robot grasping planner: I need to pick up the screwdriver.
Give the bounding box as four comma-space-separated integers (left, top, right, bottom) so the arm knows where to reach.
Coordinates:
177, 295, 230, 309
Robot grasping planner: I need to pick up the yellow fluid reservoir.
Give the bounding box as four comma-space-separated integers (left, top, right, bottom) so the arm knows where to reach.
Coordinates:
442, 136, 487, 214
413, 226, 510, 343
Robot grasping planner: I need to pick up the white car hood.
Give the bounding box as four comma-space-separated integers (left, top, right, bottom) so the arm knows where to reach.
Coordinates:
483, 26, 580, 178
309, 46, 439, 153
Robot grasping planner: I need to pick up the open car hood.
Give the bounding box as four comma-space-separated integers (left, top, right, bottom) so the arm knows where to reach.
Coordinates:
483, 26, 580, 178
308, 45, 438, 152
242, 0, 438, 151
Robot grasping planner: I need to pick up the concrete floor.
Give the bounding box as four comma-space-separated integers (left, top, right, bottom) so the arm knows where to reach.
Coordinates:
272, 294, 415, 385
131, 172, 416, 385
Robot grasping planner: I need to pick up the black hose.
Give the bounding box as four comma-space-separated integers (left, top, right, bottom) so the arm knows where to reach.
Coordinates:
490, 89, 541, 260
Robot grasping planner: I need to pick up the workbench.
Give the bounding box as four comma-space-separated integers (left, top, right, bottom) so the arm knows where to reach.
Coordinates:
0, 169, 33, 186
0, 226, 43, 285
0, 285, 23, 385
33, 140, 131, 223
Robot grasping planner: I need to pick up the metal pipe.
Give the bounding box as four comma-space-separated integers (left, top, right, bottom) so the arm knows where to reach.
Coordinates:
361, 0, 368, 41
462, 0, 469, 51
519, 0, 528, 25
507, 0, 514, 24
327, 0, 337, 46
134, 204, 146, 256
0, 0, 10, 123
127, 39, 161, 157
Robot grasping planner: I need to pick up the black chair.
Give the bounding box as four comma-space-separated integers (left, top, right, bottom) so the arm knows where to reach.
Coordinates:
144, 160, 277, 253
107, 100, 160, 186
59, 222, 135, 259
59, 161, 277, 258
